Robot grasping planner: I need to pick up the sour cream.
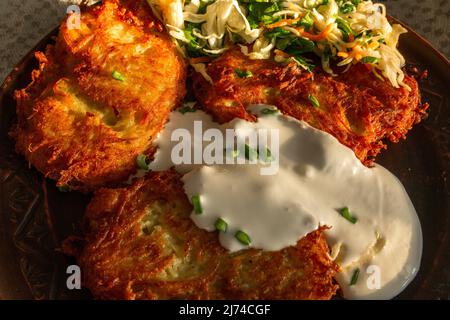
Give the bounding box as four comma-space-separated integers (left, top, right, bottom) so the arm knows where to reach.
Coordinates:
148, 104, 422, 300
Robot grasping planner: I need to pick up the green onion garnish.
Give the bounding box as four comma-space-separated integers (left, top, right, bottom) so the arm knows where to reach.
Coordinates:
259, 147, 273, 162
192, 195, 202, 215
244, 144, 258, 161
298, 11, 314, 30
235, 69, 253, 78
308, 94, 320, 108
361, 56, 379, 64
178, 106, 197, 114
235, 230, 251, 245
350, 268, 360, 286
261, 108, 279, 115
136, 154, 149, 171
231, 149, 240, 158
338, 207, 358, 224
112, 70, 125, 81
215, 218, 228, 232
57, 185, 70, 192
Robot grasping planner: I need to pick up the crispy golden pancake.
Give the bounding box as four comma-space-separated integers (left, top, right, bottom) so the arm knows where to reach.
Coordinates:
77, 171, 339, 300
192, 48, 427, 164
11, 0, 186, 191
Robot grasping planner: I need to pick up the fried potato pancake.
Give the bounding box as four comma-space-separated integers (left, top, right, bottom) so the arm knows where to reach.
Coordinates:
78, 171, 339, 300
11, 0, 186, 191
192, 48, 427, 164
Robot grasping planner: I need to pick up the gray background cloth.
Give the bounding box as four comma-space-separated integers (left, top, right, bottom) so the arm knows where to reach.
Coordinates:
0, 0, 449, 82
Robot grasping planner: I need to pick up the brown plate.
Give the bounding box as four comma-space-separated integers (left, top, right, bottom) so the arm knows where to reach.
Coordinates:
0, 19, 449, 300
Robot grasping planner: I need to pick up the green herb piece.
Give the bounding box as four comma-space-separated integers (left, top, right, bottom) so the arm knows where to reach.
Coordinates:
235, 68, 253, 78
350, 268, 360, 285
264, 27, 291, 40
308, 94, 320, 108
192, 195, 203, 215
136, 154, 149, 171
259, 146, 273, 162
261, 108, 279, 115
361, 56, 379, 64
215, 218, 228, 232
244, 144, 258, 161
235, 230, 251, 246
338, 207, 358, 224
112, 70, 125, 81
178, 106, 197, 114
298, 11, 314, 30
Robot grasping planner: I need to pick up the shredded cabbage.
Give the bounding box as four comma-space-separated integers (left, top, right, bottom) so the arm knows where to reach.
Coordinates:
148, 0, 408, 88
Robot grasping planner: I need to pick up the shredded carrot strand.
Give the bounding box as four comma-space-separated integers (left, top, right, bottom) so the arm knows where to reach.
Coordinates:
296, 23, 334, 41
266, 17, 301, 29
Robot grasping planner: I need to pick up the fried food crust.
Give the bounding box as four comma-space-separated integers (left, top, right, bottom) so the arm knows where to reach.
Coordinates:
78, 170, 339, 300
192, 48, 427, 164
11, 0, 186, 191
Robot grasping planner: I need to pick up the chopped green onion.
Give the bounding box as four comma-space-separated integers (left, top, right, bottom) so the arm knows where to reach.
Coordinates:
351, 0, 361, 6
235, 230, 251, 246
136, 154, 149, 171
308, 94, 320, 108
361, 56, 379, 64
350, 268, 360, 286
298, 12, 313, 30
338, 207, 358, 224
57, 185, 70, 192
264, 27, 291, 40
235, 69, 253, 78
244, 144, 258, 161
192, 195, 202, 215
336, 18, 354, 41
231, 149, 240, 158
224, 148, 240, 158
261, 108, 279, 115
178, 106, 197, 114
112, 70, 125, 81
259, 147, 273, 162
215, 218, 228, 232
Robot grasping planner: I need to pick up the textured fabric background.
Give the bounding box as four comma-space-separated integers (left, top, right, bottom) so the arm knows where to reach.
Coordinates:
0, 0, 449, 82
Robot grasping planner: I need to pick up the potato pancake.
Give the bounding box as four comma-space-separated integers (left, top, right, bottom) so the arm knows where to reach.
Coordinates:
11, 0, 186, 191
191, 48, 427, 164
77, 171, 339, 300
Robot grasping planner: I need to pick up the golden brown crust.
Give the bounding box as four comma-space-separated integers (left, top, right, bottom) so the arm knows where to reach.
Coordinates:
191, 48, 428, 164
79, 171, 340, 300
11, 0, 186, 192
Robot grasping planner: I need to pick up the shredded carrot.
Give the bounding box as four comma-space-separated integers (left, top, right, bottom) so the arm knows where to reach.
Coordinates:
297, 23, 334, 41
189, 56, 213, 64
338, 52, 349, 58
266, 17, 301, 29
